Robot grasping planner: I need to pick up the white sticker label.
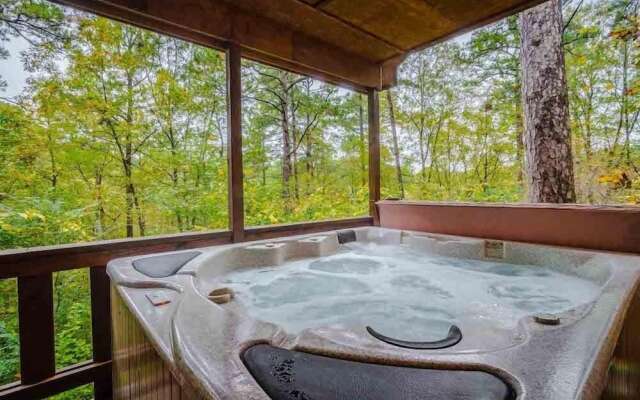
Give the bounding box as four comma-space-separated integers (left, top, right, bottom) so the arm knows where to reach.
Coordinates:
146, 293, 171, 307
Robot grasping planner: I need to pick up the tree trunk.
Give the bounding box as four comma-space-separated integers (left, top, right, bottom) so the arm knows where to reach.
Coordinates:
94, 170, 106, 238
386, 90, 405, 199
305, 130, 313, 176
481, 104, 491, 192
418, 63, 428, 182
359, 96, 367, 187
515, 94, 525, 184
304, 117, 313, 195
291, 96, 300, 200
169, 136, 183, 231
259, 130, 267, 186
281, 101, 292, 201
46, 126, 58, 189
418, 127, 427, 181
520, 0, 576, 203
620, 39, 635, 168
125, 177, 134, 236
133, 185, 146, 236
305, 82, 314, 183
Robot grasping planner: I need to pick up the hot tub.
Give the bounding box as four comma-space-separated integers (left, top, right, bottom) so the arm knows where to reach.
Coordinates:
107, 227, 640, 400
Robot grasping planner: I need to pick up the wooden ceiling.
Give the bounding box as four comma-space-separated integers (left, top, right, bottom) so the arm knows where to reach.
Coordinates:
54, 0, 546, 91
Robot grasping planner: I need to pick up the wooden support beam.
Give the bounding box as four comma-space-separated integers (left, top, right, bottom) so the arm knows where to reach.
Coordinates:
227, 44, 245, 243
368, 89, 381, 225
17, 273, 56, 385
90, 267, 113, 400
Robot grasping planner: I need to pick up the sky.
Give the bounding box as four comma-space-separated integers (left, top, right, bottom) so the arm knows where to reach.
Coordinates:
0, 37, 30, 98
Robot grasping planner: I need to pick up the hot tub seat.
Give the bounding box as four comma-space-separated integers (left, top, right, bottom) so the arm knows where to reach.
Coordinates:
132, 251, 201, 278
243, 344, 515, 400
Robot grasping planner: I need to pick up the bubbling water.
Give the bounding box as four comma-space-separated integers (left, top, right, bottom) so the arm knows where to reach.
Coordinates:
221, 242, 601, 341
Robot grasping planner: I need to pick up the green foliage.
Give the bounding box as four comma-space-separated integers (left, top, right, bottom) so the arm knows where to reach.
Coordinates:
382, 0, 640, 204
53, 270, 92, 369
49, 385, 93, 400
242, 63, 369, 225
0, 279, 18, 385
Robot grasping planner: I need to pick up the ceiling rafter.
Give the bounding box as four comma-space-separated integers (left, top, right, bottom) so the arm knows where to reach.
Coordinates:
292, 0, 407, 53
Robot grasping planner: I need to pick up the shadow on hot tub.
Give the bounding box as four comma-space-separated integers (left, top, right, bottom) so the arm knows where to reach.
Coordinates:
243, 344, 515, 400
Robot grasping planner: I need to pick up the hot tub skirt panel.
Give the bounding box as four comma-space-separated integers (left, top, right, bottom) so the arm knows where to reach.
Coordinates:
111, 287, 204, 400
602, 285, 640, 400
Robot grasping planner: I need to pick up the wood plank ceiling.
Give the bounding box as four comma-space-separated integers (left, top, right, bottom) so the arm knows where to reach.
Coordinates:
55, 0, 546, 91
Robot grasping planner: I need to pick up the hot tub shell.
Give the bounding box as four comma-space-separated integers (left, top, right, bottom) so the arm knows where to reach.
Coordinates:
107, 227, 640, 400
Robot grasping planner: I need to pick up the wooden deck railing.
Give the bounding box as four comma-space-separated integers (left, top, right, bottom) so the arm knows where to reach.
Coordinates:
377, 201, 640, 254
0, 217, 372, 400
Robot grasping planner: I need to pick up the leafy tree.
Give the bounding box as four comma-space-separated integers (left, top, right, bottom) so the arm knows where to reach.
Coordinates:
0, 0, 68, 91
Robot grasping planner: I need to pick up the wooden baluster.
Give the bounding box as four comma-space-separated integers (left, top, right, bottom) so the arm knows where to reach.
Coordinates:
90, 267, 113, 400
17, 273, 56, 384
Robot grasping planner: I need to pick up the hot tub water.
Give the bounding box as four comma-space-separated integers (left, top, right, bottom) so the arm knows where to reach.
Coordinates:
220, 241, 601, 342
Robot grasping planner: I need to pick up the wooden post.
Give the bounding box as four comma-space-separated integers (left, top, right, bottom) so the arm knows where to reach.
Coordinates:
227, 44, 245, 242
90, 267, 113, 400
17, 273, 56, 384
368, 89, 381, 225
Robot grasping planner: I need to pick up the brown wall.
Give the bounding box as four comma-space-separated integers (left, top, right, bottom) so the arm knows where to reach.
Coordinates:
377, 201, 640, 254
